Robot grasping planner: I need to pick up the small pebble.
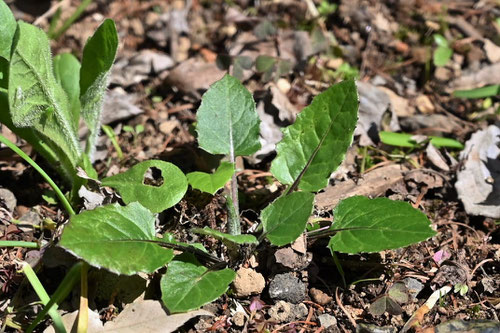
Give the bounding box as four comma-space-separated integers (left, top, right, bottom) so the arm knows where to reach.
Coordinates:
318, 314, 337, 329
310, 287, 332, 305
232, 267, 265, 297
268, 273, 307, 303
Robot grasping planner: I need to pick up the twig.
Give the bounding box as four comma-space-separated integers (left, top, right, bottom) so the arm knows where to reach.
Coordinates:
335, 287, 357, 329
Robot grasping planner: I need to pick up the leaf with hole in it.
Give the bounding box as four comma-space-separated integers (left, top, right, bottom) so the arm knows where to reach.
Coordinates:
161, 253, 236, 313
8, 21, 81, 181
101, 160, 187, 213
53, 53, 81, 132
79, 19, 118, 158
261, 191, 314, 246
328, 196, 436, 254
60, 202, 174, 275
191, 227, 258, 245
0, 0, 16, 60
196, 74, 261, 157
270, 80, 358, 192
187, 162, 235, 195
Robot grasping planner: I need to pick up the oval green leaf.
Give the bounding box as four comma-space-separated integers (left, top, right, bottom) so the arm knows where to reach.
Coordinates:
101, 160, 188, 213
186, 162, 235, 195
53, 53, 81, 131
192, 227, 258, 245
270, 80, 358, 192
161, 253, 236, 313
379, 131, 463, 149
0, 0, 16, 60
60, 202, 174, 275
261, 191, 314, 246
196, 74, 261, 156
328, 196, 436, 254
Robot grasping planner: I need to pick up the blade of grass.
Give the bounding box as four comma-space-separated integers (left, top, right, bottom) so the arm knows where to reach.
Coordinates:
102, 125, 123, 160
77, 263, 89, 333
20, 263, 66, 333
0, 133, 75, 216
49, 0, 93, 40
0, 241, 39, 248
27, 262, 83, 333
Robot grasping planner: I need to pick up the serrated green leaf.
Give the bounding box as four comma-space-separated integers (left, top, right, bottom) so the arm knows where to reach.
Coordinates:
328, 196, 436, 254
453, 85, 500, 99
60, 202, 174, 275
79, 19, 118, 158
196, 74, 261, 156
0, 0, 16, 60
270, 80, 358, 192
8, 21, 81, 181
255, 55, 276, 72
261, 191, 314, 246
186, 162, 235, 195
379, 131, 463, 149
53, 53, 81, 132
192, 227, 258, 245
433, 46, 452, 67
161, 253, 235, 313
101, 160, 188, 213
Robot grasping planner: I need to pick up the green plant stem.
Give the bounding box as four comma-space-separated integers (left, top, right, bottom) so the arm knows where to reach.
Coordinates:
228, 153, 240, 235
77, 263, 89, 333
21, 263, 66, 333
0, 241, 39, 248
27, 262, 82, 333
50, 0, 93, 40
102, 125, 124, 160
0, 133, 75, 217
360, 146, 368, 174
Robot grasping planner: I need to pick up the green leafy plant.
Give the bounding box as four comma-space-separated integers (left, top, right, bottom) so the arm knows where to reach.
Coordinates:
0, 0, 118, 199
433, 34, 453, 67
0, 1, 437, 324
379, 131, 464, 149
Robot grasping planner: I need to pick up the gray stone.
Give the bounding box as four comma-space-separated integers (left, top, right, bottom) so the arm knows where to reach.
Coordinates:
268, 273, 307, 303
435, 320, 500, 333
268, 301, 293, 322
0, 188, 16, 213
356, 323, 397, 333
318, 314, 337, 329
403, 278, 424, 301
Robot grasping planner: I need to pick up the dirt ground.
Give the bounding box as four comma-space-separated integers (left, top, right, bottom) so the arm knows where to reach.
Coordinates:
0, 0, 499, 332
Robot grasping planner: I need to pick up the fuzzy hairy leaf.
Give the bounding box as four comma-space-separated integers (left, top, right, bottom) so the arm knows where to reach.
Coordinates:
53, 53, 81, 132
328, 196, 436, 254
60, 202, 174, 275
79, 19, 118, 158
261, 191, 314, 246
186, 162, 235, 195
191, 227, 258, 245
0, 0, 16, 60
161, 253, 235, 313
196, 74, 261, 156
8, 21, 81, 180
270, 80, 358, 192
101, 160, 188, 213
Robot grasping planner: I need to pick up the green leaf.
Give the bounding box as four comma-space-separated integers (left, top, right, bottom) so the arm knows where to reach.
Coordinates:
53, 53, 81, 132
196, 74, 261, 156
79, 19, 118, 158
369, 296, 402, 316
379, 131, 464, 149
433, 34, 449, 47
8, 21, 81, 180
328, 196, 436, 254
453, 85, 500, 99
101, 160, 188, 213
433, 46, 452, 67
270, 80, 358, 192
255, 55, 276, 72
161, 253, 235, 313
60, 202, 174, 275
261, 191, 314, 246
191, 227, 258, 245
0, 0, 16, 60
186, 162, 235, 195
